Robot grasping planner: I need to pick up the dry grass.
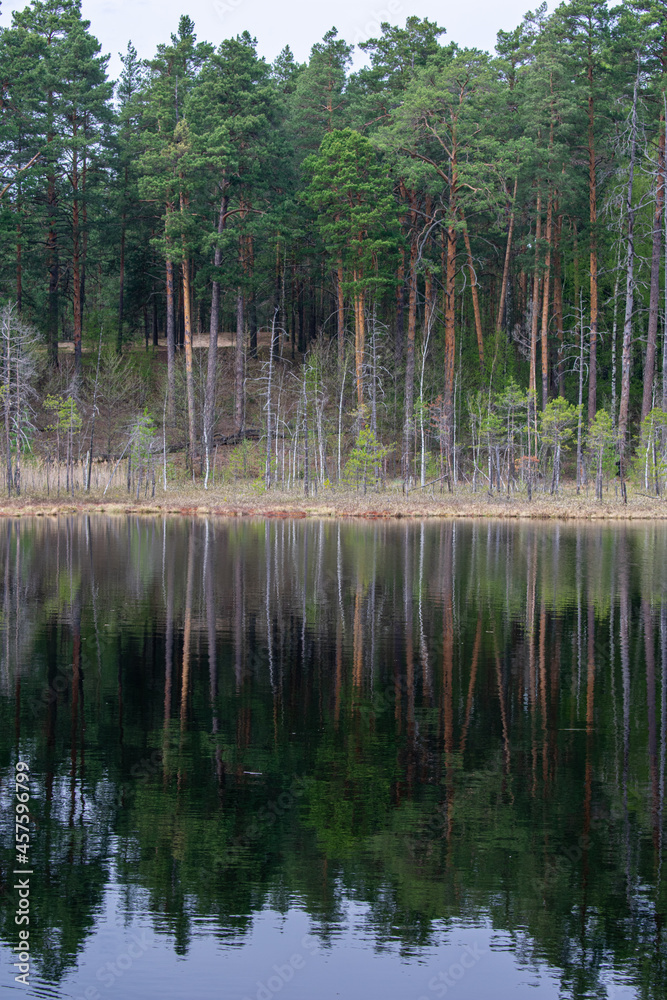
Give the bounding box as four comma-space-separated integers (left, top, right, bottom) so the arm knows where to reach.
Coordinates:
1, 476, 666, 520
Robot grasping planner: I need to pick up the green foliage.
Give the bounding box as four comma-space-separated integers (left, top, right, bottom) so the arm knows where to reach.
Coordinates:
587, 408, 617, 499
540, 396, 580, 448
638, 407, 667, 495
131, 408, 156, 461
226, 439, 262, 481
304, 128, 398, 296
44, 393, 82, 437
343, 426, 392, 492
540, 397, 580, 494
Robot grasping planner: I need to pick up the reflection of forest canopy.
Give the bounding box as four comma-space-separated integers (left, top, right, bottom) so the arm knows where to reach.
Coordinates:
0, 517, 666, 999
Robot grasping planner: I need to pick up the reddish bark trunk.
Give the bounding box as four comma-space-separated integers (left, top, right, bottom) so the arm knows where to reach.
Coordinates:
642, 117, 665, 424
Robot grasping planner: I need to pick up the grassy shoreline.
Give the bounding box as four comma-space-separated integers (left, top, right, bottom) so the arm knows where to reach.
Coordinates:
0, 483, 666, 519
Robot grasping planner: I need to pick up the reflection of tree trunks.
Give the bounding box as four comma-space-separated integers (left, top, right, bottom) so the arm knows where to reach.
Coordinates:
643, 599, 660, 852
442, 526, 454, 848
442, 535, 454, 757
163, 531, 174, 775
265, 522, 274, 692
70, 609, 81, 829
459, 617, 481, 753
527, 535, 538, 794
117, 632, 124, 750
181, 527, 194, 731
619, 534, 631, 892
494, 642, 511, 780
178, 525, 195, 790
3, 524, 10, 688
404, 529, 415, 746
418, 524, 432, 704
205, 522, 224, 798
539, 601, 548, 788
586, 601, 596, 733
581, 603, 596, 935
660, 601, 666, 862
45, 623, 57, 879
234, 545, 243, 691
334, 618, 342, 726
353, 581, 363, 692
549, 620, 561, 783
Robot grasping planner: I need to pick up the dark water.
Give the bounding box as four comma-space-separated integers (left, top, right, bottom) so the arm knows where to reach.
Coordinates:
0, 516, 666, 1000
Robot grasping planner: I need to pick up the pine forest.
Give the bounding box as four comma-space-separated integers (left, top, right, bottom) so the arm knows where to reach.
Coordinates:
2, 0, 667, 505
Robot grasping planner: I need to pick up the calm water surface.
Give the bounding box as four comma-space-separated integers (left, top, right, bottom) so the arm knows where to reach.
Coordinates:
0, 516, 665, 1000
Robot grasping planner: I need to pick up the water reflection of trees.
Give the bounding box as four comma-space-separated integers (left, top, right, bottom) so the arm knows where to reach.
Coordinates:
0, 516, 666, 998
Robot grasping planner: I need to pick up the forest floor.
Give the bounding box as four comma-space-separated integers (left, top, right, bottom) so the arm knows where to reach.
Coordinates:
0, 481, 666, 519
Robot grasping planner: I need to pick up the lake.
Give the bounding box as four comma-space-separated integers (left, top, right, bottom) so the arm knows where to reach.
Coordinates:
0, 516, 665, 1000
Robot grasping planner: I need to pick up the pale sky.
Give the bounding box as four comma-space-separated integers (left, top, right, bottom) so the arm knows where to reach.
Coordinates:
2, 1, 556, 80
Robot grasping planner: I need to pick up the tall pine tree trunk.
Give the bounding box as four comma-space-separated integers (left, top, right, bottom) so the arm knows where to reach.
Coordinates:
553, 211, 565, 396
618, 75, 639, 503
179, 183, 196, 472
247, 231, 257, 358
165, 201, 176, 423
495, 174, 518, 337
443, 218, 457, 479
443, 146, 458, 482
46, 96, 58, 368
395, 250, 405, 363
540, 192, 553, 410
353, 281, 365, 412
587, 56, 599, 425
46, 172, 58, 367
528, 184, 542, 480
490, 173, 518, 392
181, 253, 196, 473
235, 289, 244, 434
117, 166, 128, 353
72, 143, 82, 373
403, 224, 418, 488
337, 257, 345, 366
204, 192, 227, 486
16, 158, 22, 314
80, 147, 88, 336
642, 117, 665, 424
664, 94, 667, 415
461, 210, 484, 373
117, 214, 126, 353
